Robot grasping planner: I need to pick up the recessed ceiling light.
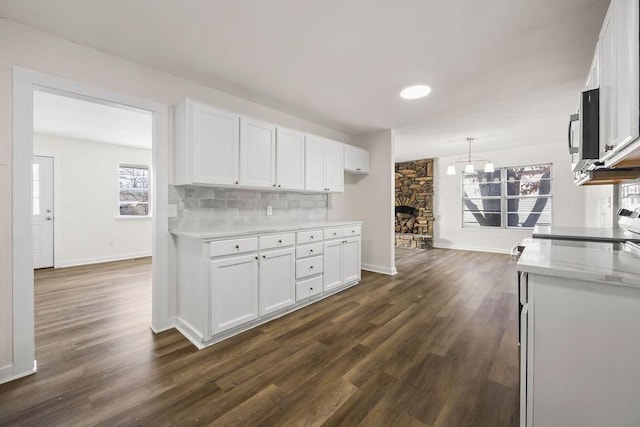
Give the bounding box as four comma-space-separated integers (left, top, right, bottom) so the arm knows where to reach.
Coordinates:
400, 85, 432, 100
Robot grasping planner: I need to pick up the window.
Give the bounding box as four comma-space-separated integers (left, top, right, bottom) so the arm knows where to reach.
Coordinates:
462, 164, 552, 229
118, 164, 150, 216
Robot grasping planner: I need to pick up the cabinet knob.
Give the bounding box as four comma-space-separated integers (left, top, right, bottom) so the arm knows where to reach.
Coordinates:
310, 236, 314, 239
333, 232, 337, 236
605, 144, 614, 152
235, 181, 239, 184
310, 266, 314, 269
310, 287, 314, 290
255, 256, 258, 260
273, 184, 276, 187
262, 255, 266, 259
352, 230, 355, 233
278, 184, 281, 187
235, 245, 240, 249
278, 240, 282, 243
310, 249, 313, 252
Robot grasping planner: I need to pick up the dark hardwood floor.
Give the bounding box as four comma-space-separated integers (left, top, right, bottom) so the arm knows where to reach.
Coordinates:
0, 248, 519, 426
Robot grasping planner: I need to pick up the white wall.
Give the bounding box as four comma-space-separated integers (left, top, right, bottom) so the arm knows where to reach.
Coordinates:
0, 19, 351, 379
435, 141, 589, 253
583, 184, 617, 228
329, 130, 396, 275
34, 134, 152, 267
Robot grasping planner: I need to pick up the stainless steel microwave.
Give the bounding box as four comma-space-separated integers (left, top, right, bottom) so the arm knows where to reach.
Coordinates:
568, 88, 599, 172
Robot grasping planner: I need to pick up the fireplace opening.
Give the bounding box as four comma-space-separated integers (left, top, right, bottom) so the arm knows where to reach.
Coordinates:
395, 205, 420, 234
395, 158, 434, 250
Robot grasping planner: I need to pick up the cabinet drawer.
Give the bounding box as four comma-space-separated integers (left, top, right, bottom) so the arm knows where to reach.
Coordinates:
324, 227, 344, 240
259, 233, 295, 250
209, 237, 258, 257
296, 255, 324, 279
297, 229, 323, 244
343, 225, 361, 237
296, 242, 324, 259
296, 275, 322, 301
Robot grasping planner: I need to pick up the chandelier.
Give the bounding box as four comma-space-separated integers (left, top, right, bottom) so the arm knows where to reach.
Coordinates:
446, 137, 494, 175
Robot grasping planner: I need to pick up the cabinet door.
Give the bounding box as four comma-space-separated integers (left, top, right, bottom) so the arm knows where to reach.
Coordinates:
344, 145, 370, 174
305, 136, 326, 192
599, 0, 640, 160
209, 253, 259, 336
259, 247, 296, 316
192, 103, 240, 185
325, 140, 344, 193
342, 237, 361, 284
323, 240, 343, 291
240, 117, 276, 188
276, 127, 305, 190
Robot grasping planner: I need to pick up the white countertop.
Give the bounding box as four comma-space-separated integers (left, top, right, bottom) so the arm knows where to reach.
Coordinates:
532, 226, 640, 243
518, 240, 640, 288
170, 220, 363, 240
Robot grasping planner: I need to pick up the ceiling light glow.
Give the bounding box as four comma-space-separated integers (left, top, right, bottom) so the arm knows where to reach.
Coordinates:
400, 85, 431, 100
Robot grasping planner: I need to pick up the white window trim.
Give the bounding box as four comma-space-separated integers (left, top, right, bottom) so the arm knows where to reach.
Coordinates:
461, 163, 553, 230
117, 162, 152, 218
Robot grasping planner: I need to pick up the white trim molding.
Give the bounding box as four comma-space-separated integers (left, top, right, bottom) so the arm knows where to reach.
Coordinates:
362, 263, 398, 276
56, 251, 153, 268
6, 67, 170, 385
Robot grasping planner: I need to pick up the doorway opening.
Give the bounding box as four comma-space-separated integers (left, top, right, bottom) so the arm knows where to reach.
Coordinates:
8, 68, 169, 383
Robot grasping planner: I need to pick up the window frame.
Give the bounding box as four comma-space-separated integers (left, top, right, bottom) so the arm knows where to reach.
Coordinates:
461, 163, 553, 230
117, 163, 151, 218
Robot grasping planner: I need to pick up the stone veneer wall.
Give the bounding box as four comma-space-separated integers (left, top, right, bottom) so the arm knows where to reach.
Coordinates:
395, 159, 434, 249
169, 185, 328, 232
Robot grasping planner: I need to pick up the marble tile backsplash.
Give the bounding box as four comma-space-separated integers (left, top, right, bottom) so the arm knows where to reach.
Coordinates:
169, 185, 328, 231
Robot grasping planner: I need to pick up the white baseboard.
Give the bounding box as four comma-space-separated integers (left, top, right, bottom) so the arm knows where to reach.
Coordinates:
56, 251, 152, 268
433, 243, 510, 254
0, 360, 37, 385
362, 263, 398, 276
150, 316, 176, 334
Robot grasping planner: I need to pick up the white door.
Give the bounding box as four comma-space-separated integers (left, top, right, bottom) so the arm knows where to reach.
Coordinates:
209, 253, 259, 336
33, 155, 54, 269
323, 240, 343, 291
305, 136, 326, 192
240, 117, 276, 188
342, 237, 361, 284
325, 140, 344, 193
259, 247, 295, 316
276, 127, 305, 190
192, 102, 240, 185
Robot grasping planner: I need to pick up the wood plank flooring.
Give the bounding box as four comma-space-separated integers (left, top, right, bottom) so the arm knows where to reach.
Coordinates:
0, 248, 519, 426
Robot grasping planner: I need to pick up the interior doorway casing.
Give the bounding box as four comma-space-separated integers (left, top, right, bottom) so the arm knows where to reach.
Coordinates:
9, 67, 170, 382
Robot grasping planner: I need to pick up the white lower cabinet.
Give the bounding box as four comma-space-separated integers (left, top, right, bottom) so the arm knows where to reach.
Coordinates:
175, 223, 361, 349
209, 253, 259, 336
323, 232, 362, 292
259, 247, 295, 316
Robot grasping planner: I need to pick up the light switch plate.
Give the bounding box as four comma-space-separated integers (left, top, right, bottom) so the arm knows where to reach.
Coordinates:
266, 206, 273, 216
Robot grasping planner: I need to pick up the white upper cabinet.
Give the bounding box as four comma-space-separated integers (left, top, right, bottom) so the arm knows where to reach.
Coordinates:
174, 98, 346, 192
344, 144, 370, 174
305, 136, 344, 193
599, 0, 640, 165
240, 117, 276, 188
276, 127, 305, 190
305, 136, 327, 192
174, 99, 240, 186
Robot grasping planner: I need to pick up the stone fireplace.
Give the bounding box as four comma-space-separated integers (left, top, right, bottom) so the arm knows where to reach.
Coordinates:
395, 159, 434, 249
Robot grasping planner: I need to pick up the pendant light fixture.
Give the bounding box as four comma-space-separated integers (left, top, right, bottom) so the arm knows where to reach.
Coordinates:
446, 138, 494, 175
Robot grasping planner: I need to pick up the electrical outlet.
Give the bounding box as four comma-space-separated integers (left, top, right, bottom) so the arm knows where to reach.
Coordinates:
266, 206, 273, 216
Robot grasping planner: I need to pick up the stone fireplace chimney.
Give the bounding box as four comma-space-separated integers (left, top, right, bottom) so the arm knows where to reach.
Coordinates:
395, 159, 434, 249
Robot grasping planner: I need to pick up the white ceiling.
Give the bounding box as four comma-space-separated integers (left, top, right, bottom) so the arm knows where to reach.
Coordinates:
1, 0, 609, 159
33, 91, 152, 149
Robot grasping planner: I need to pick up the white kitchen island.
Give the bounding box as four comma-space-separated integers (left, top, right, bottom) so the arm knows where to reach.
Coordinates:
517, 240, 640, 427
171, 221, 362, 349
